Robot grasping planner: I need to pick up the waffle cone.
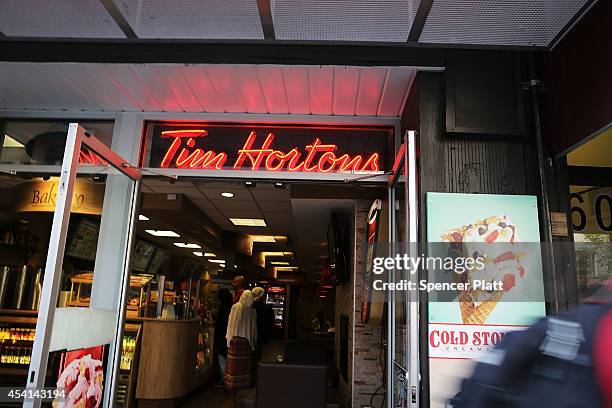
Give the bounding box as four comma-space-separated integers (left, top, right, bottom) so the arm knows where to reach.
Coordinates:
458, 291, 503, 324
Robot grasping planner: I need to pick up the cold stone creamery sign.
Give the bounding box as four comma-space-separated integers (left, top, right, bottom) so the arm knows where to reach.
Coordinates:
144, 123, 390, 173
15, 178, 104, 215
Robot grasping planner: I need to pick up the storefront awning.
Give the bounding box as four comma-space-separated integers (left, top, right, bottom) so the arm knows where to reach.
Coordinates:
0, 63, 416, 117
0, 0, 596, 49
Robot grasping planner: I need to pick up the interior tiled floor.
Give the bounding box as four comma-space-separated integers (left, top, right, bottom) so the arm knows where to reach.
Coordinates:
181, 384, 234, 408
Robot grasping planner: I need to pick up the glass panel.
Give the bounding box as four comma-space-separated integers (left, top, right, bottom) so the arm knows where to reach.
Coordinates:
394, 168, 408, 368
0, 170, 49, 382
44, 144, 135, 406
1, 120, 113, 166
570, 185, 612, 302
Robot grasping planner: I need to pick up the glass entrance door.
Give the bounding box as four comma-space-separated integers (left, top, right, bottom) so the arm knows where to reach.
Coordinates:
388, 130, 419, 408
23, 123, 141, 408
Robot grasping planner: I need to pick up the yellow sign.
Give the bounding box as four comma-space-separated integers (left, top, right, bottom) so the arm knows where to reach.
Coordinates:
571, 186, 612, 235
14, 178, 104, 215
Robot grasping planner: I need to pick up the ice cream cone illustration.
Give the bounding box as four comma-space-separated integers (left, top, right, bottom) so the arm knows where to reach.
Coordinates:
442, 215, 526, 324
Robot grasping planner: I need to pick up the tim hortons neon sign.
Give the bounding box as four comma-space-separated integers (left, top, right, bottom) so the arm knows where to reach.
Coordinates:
159, 129, 381, 173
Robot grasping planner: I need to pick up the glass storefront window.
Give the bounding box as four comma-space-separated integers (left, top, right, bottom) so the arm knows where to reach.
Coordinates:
570, 185, 612, 302
1, 120, 113, 166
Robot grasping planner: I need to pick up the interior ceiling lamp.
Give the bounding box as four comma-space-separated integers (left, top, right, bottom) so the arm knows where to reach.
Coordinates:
270, 261, 290, 266
274, 266, 299, 272
230, 218, 267, 227
173, 243, 201, 249
145, 229, 180, 238
249, 235, 287, 243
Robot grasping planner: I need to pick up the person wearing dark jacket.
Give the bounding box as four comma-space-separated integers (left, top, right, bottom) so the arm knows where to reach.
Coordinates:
213, 288, 233, 386
252, 287, 274, 348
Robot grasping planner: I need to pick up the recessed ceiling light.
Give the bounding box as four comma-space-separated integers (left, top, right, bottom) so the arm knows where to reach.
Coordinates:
221, 192, 234, 198
204, 252, 216, 257
230, 218, 267, 227
274, 182, 286, 189
261, 251, 293, 258
193, 251, 203, 257
174, 243, 201, 249
145, 229, 180, 237
245, 181, 256, 188
274, 266, 299, 271
209, 259, 225, 264
271, 261, 290, 266
249, 235, 287, 243
139, 214, 149, 221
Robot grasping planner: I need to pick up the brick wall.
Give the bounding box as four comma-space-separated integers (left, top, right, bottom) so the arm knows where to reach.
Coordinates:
334, 199, 385, 408
352, 200, 385, 408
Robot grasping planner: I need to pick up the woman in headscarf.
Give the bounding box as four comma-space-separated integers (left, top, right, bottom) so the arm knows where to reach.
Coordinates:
225, 289, 257, 391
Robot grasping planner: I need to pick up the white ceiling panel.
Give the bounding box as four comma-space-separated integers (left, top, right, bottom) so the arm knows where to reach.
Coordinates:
232, 66, 269, 114
332, 67, 360, 116
282, 67, 311, 114
420, 0, 589, 47
103, 65, 160, 111
355, 67, 388, 116
83, 65, 142, 111
116, 0, 264, 39
256, 66, 290, 114
53, 65, 119, 111
377, 67, 415, 116
128, 65, 183, 112
152, 65, 202, 112
0, 0, 125, 38
0, 63, 415, 117
204, 65, 247, 113
273, 0, 420, 42
181, 66, 227, 113
308, 66, 334, 115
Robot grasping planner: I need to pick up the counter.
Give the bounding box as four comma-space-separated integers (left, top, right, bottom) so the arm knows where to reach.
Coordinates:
135, 318, 201, 402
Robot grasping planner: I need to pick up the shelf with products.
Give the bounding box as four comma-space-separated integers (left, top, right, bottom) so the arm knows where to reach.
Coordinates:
0, 309, 36, 377
116, 322, 142, 408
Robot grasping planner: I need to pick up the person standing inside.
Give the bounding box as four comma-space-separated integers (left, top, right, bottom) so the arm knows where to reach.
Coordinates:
213, 288, 233, 387
225, 290, 257, 391
232, 275, 246, 304
252, 287, 274, 349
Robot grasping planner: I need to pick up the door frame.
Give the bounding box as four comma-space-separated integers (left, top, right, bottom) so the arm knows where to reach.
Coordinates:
24, 123, 141, 408
387, 130, 419, 407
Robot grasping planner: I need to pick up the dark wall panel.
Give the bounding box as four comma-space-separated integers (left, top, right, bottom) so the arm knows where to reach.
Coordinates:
543, 0, 612, 154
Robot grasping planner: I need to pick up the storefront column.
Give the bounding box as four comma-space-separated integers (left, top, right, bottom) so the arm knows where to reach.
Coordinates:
90, 113, 141, 309
89, 112, 142, 405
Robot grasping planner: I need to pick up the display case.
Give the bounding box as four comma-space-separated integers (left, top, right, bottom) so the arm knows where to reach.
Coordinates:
126, 275, 153, 318
0, 309, 37, 382
116, 322, 142, 408
67, 273, 153, 317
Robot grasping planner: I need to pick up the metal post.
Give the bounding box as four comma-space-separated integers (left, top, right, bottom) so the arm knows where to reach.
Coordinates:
24, 123, 83, 408
387, 186, 396, 408
528, 56, 559, 314
406, 130, 420, 407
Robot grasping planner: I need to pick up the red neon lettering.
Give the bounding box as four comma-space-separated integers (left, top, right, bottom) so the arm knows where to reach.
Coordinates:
158, 129, 381, 173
